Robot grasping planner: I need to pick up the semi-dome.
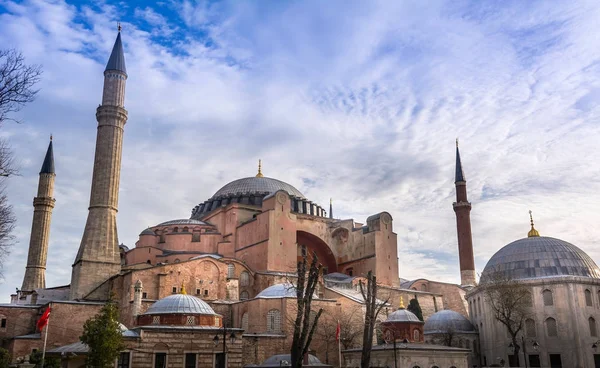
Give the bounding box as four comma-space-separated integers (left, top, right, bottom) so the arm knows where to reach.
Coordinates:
211, 176, 305, 199
481, 236, 600, 282
256, 283, 298, 298
386, 308, 421, 323
424, 310, 476, 335
143, 294, 217, 315
139, 228, 155, 236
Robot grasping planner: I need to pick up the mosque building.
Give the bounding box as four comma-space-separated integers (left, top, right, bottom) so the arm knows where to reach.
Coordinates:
0, 28, 597, 368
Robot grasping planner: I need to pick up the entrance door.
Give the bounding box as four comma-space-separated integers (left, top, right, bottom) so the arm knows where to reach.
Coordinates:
549, 354, 562, 368
215, 353, 226, 368
594, 354, 600, 368
528, 354, 541, 367
508, 354, 519, 367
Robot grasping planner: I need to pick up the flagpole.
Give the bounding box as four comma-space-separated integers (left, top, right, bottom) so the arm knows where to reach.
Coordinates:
41, 312, 49, 366
337, 320, 342, 368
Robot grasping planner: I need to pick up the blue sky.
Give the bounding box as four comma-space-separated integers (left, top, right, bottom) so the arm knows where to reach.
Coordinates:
1, 0, 600, 301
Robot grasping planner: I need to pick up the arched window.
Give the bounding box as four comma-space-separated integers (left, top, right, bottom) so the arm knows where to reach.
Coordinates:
590, 317, 597, 337
173, 227, 179, 233
545, 317, 557, 337
586, 289, 593, 307
420, 284, 427, 292
524, 291, 533, 307
182, 227, 189, 232
240, 271, 250, 287
525, 318, 536, 337
543, 289, 553, 306
413, 329, 420, 341
240, 291, 249, 300
227, 264, 235, 279
241, 313, 249, 331
477, 297, 481, 315
267, 309, 281, 333
466, 339, 471, 349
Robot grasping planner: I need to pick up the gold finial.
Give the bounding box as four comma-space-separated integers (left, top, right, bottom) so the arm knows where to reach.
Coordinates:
180, 282, 187, 295
456, 138, 459, 147
399, 296, 405, 309
528, 210, 540, 237
256, 159, 264, 178
117, 22, 122, 32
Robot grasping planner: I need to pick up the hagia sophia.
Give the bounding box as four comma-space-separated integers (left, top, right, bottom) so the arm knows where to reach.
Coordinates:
1, 30, 600, 368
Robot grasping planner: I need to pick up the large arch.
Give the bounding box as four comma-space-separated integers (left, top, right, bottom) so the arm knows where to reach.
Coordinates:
296, 231, 338, 273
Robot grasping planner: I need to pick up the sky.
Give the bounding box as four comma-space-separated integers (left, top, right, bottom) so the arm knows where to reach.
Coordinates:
0, 0, 600, 301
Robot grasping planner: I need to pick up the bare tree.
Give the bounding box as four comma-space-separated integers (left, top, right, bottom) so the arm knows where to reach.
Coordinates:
0, 49, 42, 125
440, 326, 456, 347
314, 305, 364, 364
483, 271, 531, 366
359, 271, 389, 368
290, 251, 323, 368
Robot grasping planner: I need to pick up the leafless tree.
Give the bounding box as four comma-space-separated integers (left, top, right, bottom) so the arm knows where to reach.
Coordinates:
359, 271, 390, 368
290, 251, 323, 368
440, 326, 456, 347
483, 270, 531, 366
0, 49, 42, 125
314, 305, 364, 364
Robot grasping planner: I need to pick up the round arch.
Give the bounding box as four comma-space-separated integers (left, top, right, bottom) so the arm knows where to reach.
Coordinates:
296, 230, 338, 273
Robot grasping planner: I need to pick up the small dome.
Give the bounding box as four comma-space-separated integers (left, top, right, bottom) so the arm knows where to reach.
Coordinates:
211, 177, 305, 199
256, 283, 298, 298
386, 308, 421, 323
143, 294, 216, 315
156, 219, 211, 227
262, 354, 327, 367
481, 236, 600, 282
424, 310, 476, 334
139, 228, 155, 236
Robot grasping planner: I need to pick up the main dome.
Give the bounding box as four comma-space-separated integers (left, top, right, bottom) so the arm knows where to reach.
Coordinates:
211, 176, 305, 199
481, 236, 600, 282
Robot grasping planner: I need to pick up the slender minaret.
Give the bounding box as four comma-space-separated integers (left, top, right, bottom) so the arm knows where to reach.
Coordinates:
329, 198, 333, 219
453, 139, 476, 286
70, 28, 128, 300
21, 138, 55, 292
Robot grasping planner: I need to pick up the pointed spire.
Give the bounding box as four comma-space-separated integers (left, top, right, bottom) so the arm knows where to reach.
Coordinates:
256, 159, 264, 177
40, 136, 54, 174
455, 138, 465, 183
105, 27, 127, 75
528, 210, 540, 237
329, 198, 333, 219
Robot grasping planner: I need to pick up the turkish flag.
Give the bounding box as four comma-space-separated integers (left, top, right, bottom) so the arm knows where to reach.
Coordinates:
37, 307, 51, 331
335, 321, 341, 341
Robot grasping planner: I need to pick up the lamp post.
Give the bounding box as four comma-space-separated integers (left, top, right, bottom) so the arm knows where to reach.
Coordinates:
592, 340, 600, 351
520, 336, 539, 368
213, 325, 236, 368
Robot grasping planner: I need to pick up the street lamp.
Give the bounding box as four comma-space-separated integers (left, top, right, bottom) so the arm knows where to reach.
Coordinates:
213, 326, 237, 368
592, 340, 600, 351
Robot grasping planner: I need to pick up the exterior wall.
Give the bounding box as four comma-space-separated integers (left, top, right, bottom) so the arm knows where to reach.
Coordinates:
343, 347, 469, 368
380, 287, 444, 321
0, 306, 39, 344
406, 279, 468, 317
468, 277, 600, 368
425, 332, 478, 367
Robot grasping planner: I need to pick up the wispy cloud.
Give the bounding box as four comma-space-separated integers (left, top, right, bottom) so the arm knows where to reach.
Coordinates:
0, 0, 599, 300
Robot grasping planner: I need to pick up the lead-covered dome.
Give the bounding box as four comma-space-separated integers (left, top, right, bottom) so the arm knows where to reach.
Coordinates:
256, 283, 298, 298
424, 310, 476, 335
143, 294, 217, 315
386, 308, 420, 323
211, 177, 305, 199
481, 236, 600, 282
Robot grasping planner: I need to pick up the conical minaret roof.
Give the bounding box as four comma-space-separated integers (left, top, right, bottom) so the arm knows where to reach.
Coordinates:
455, 140, 465, 183
105, 30, 127, 75
40, 137, 54, 174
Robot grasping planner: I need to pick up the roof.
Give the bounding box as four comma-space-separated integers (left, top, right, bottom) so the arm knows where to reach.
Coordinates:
156, 219, 212, 227
40, 139, 54, 174
259, 354, 330, 367
143, 294, 217, 315
455, 145, 465, 182
481, 236, 600, 282
47, 341, 89, 354
385, 308, 421, 323
423, 310, 476, 334
105, 31, 126, 75
140, 228, 155, 236
211, 177, 305, 199
256, 283, 299, 299
343, 342, 470, 353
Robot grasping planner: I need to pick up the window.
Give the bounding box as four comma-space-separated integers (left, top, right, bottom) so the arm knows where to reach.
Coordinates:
543, 289, 553, 306
346, 268, 353, 277
186, 316, 195, 325
413, 329, 420, 341
154, 352, 167, 368
590, 317, 597, 337
301, 245, 307, 256
227, 264, 235, 279
526, 318, 536, 337
184, 353, 196, 368
549, 354, 562, 368
241, 312, 249, 331
196, 289, 201, 295
173, 227, 179, 233
142, 292, 147, 299
117, 352, 130, 368
240, 271, 250, 286
0, 318, 6, 328
524, 291, 533, 307
545, 317, 557, 337
159, 234, 165, 243
586, 289, 593, 307
466, 339, 470, 349
152, 316, 160, 325
240, 291, 249, 300
172, 286, 177, 294
204, 290, 209, 297
183, 227, 189, 232
267, 309, 281, 333
192, 232, 200, 242
528, 355, 541, 368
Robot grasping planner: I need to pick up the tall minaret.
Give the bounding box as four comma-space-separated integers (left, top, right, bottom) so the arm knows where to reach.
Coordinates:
453, 139, 476, 286
21, 138, 55, 292
70, 28, 128, 300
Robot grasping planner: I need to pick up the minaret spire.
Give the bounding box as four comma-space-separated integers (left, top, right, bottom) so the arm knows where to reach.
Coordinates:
70, 30, 128, 300
329, 198, 333, 219
453, 140, 476, 286
22, 137, 56, 292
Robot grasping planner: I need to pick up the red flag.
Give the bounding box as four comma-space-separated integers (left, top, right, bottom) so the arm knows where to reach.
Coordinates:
37, 307, 51, 331
335, 321, 341, 341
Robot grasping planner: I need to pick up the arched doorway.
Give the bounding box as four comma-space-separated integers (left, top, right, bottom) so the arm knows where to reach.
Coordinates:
296, 231, 338, 273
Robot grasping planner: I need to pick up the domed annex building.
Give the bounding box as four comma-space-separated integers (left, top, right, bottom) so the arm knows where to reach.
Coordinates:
467, 220, 600, 368
0, 30, 470, 367
423, 310, 478, 366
